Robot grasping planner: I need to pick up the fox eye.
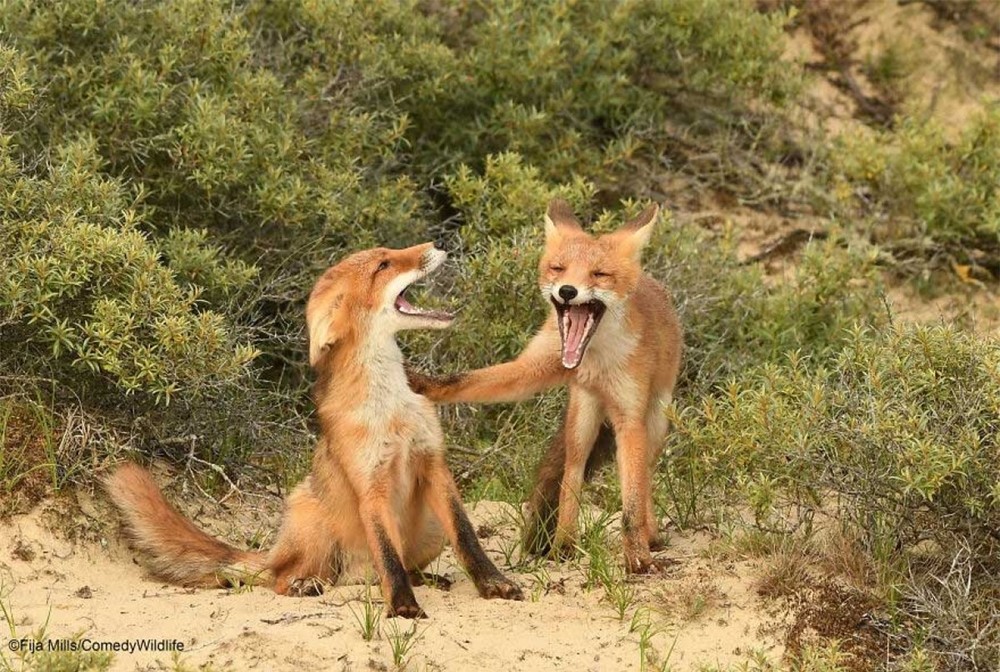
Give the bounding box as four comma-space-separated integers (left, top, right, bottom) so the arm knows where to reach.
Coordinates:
593, 270, 610, 279
375, 260, 390, 273
550, 264, 565, 273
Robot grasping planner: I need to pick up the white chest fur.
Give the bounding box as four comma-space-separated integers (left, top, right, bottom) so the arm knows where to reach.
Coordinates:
576, 314, 642, 415
350, 339, 444, 475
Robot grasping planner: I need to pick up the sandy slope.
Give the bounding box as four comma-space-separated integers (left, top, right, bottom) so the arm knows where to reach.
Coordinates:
0, 488, 782, 672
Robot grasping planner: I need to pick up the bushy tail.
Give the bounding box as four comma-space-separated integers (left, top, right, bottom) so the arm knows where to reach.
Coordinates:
522, 417, 616, 556
104, 463, 267, 587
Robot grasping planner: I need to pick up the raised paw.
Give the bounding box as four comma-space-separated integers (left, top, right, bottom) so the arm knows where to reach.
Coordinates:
287, 577, 325, 596
477, 575, 524, 601
387, 601, 428, 619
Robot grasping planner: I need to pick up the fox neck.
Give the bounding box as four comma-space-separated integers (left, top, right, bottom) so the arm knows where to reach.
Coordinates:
359, 328, 407, 388
322, 323, 407, 394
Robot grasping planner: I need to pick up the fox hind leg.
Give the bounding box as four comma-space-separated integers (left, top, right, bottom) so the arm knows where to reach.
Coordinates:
645, 393, 672, 552
523, 417, 616, 557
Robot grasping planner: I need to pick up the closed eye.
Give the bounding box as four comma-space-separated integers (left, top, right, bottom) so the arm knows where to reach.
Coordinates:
592, 271, 610, 278
550, 265, 565, 273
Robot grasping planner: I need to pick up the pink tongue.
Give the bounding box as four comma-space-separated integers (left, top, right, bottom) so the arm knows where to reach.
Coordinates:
396, 294, 413, 310
563, 305, 591, 366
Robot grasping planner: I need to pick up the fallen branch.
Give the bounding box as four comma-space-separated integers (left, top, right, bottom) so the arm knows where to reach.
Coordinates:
740, 229, 830, 265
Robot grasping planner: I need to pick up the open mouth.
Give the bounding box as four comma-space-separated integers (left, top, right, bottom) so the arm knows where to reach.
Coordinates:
395, 286, 454, 323
552, 298, 606, 369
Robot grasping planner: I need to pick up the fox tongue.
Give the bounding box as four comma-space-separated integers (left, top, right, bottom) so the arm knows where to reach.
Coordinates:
562, 305, 591, 368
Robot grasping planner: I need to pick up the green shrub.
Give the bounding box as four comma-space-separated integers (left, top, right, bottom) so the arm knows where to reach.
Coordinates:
0, 134, 256, 404
829, 108, 1000, 246
669, 323, 1000, 668
1, 0, 803, 491
405, 0, 799, 181
0, 0, 801, 424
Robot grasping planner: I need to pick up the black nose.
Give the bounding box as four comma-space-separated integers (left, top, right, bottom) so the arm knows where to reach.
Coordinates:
558, 285, 578, 302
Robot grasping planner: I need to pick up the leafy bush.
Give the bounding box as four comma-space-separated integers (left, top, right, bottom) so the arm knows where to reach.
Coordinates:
829, 108, 1000, 246
405, 0, 799, 181
0, 134, 256, 404
0, 0, 799, 411
669, 323, 1000, 668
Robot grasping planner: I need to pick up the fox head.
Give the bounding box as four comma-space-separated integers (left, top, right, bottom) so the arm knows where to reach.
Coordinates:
307, 243, 453, 367
539, 199, 660, 369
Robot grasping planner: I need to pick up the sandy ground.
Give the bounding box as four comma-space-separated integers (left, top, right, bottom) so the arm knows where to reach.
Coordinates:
0, 486, 783, 672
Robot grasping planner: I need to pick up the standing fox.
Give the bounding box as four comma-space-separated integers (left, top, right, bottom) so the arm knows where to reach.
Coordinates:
106, 243, 523, 618
409, 201, 682, 574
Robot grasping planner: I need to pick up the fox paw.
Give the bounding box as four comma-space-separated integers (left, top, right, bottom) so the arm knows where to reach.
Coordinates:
625, 555, 676, 575
477, 576, 524, 601
387, 601, 428, 619
286, 577, 325, 596
625, 554, 658, 575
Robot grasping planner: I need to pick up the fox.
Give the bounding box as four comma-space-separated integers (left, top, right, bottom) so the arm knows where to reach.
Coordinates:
408, 200, 682, 574
105, 243, 523, 618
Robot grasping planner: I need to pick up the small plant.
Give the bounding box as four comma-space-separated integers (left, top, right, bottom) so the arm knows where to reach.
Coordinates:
526, 565, 551, 603
385, 619, 424, 670
573, 507, 638, 620
575, 507, 616, 588
348, 581, 382, 642
632, 610, 677, 672
788, 640, 850, 672
605, 575, 637, 622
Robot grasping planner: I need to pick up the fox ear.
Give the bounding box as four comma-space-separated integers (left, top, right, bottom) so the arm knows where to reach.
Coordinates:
618, 203, 660, 258
544, 199, 583, 240
307, 284, 345, 367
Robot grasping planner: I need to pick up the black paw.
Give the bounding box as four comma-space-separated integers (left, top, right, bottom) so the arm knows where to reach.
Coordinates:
387, 601, 428, 619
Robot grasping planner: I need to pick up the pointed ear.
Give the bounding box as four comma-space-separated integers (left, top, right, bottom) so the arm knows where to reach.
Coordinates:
307, 290, 345, 367
544, 199, 583, 241
619, 203, 660, 258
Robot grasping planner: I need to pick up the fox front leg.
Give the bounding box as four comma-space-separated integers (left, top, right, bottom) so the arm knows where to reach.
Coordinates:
612, 421, 658, 574
422, 456, 524, 601
356, 487, 426, 618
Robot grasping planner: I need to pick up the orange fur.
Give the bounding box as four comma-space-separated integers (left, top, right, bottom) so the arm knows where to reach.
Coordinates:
410, 201, 682, 573
106, 243, 522, 617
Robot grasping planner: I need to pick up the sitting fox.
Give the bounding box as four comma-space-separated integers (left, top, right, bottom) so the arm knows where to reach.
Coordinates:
409, 201, 682, 574
106, 243, 522, 617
